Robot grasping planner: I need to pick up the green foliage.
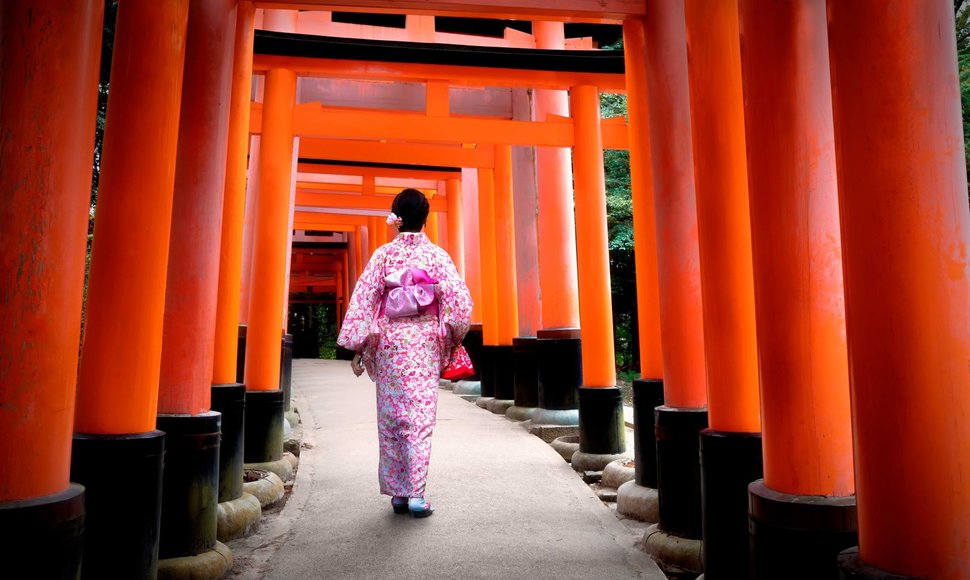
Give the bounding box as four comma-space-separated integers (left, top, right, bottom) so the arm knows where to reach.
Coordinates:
958, 1, 970, 182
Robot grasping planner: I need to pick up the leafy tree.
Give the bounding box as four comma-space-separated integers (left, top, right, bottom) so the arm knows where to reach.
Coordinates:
956, 0, 970, 188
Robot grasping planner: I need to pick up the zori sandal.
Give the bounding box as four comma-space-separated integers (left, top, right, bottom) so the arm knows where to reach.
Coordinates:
408, 497, 434, 518
391, 497, 409, 514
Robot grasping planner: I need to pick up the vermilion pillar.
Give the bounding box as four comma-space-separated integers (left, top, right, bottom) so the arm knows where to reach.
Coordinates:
619, 18, 666, 523
684, 1, 762, 576
487, 145, 519, 412
640, 2, 708, 569
446, 178, 465, 275
156, 0, 236, 568
0, 0, 101, 574
210, 0, 255, 516
367, 218, 379, 257
243, 67, 296, 466
569, 85, 626, 470
70, 1, 188, 576
426, 211, 440, 245
740, 2, 856, 577
476, 168, 500, 405
828, 3, 970, 579
533, 21, 583, 428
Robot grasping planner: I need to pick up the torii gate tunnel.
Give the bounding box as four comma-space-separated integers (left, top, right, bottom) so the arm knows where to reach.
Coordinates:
1, 1, 968, 579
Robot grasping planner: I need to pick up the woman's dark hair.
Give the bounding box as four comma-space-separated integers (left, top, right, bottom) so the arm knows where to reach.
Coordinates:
391, 188, 430, 232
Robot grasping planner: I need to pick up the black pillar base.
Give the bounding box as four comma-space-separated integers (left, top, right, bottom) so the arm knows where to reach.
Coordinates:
512, 337, 539, 408
632, 378, 664, 488
837, 547, 922, 580
211, 383, 246, 503
478, 345, 497, 398
577, 386, 626, 455
492, 344, 515, 401
244, 390, 285, 463
236, 324, 247, 384
280, 333, 294, 411
656, 406, 708, 539
71, 431, 164, 579
700, 429, 763, 579
463, 323, 484, 380
536, 328, 582, 411
749, 479, 857, 580
0, 485, 85, 580
156, 412, 221, 559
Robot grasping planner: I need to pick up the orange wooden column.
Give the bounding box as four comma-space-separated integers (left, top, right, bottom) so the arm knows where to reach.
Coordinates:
158, 0, 237, 416
641, 0, 708, 556
828, 3, 970, 578
245, 67, 296, 393
462, 169, 484, 325
477, 169, 500, 347
739, 1, 856, 575
0, 0, 102, 503
75, 0, 187, 435
213, 0, 256, 387
622, 19, 664, 382
367, 218, 379, 257
446, 178, 465, 275
569, 86, 615, 388
426, 211, 440, 245
684, 1, 762, 575
70, 2, 188, 575
493, 145, 519, 348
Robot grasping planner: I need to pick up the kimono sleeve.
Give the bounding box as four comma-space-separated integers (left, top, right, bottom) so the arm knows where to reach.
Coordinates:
336, 246, 385, 352
434, 249, 473, 351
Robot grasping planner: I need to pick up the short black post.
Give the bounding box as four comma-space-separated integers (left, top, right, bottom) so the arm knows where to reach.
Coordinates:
749, 480, 857, 580
462, 323, 484, 380
837, 548, 920, 580
0, 485, 85, 580
533, 328, 582, 424
700, 429, 763, 579
211, 383, 246, 503
279, 333, 293, 411
577, 386, 626, 455
244, 389, 285, 463
156, 412, 221, 560
655, 406, 708, 539
491, 344, 515, 402
509, 336, 539, 418
71, 431, 164, 579
236, 324, 247, 384
632, 378, 664, 488
478, 345, 497, 399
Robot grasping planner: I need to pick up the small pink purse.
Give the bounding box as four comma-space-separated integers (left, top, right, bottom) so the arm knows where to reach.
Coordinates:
442, 346, 474, 381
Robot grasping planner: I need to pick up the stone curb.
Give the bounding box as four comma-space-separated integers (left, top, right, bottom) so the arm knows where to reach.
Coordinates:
242, 470, 285, 509
216, 492, 262, 542
642, 523, 703, 576
616, 480, 660, 523
157, 541, 233, 580
602, 459, 636, 489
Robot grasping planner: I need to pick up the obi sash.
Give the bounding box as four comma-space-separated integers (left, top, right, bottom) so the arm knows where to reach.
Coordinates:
379, 267, 438, 319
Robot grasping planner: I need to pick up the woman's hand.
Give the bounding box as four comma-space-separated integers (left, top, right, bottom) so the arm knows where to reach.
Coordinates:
351, 352, 365, 377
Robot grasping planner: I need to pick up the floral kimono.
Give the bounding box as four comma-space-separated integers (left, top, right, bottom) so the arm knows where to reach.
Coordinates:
337, 232, 472, 497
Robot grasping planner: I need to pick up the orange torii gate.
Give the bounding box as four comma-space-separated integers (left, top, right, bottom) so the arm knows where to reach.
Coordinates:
2, 2, 969, 580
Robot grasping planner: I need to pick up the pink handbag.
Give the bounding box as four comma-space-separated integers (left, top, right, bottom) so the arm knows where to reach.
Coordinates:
442, 346, 475, 381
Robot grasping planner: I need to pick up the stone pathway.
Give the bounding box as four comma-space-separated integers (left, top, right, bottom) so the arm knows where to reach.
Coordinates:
228, 359, 663, 580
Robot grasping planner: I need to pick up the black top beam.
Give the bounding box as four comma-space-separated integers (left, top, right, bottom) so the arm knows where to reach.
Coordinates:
254, 30, 624, 74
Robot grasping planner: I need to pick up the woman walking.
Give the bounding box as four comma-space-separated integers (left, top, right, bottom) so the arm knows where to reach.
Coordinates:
337, 188, 472, 518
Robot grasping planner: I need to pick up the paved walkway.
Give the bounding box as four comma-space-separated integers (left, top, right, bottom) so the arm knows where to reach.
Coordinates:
231, 359, 663, 580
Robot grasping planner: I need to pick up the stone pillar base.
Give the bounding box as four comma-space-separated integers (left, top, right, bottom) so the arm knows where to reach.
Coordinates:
505, 405, 536, 422
216, 492, 261, 542
531, 407, 579, 426
486, 398, 514, 415
550, 435, 580, 462
243, 470, 285, 509
642, 523, 703, 576
749, 479, 857, 580
475, 396, 494, 409
527, 422, 579, 443
837, 547, 922, 580
453, 380, 481, 396
245, 451, 298, 483
617, 481, 659, 523
244, 389, 284, 463
438, 378, 455, 390
701, 429, 763, 579
157, 541, 232, 580
571, 450, 629, 472
0, 484, 85, 580
71, 430, 164, 579
602, 458, 635, 489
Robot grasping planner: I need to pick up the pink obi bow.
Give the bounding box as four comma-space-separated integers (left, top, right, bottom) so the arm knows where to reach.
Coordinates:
380, 267, 438, 319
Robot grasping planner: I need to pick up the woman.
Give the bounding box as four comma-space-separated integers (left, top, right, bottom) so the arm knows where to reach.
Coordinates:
337, 188, 472, 518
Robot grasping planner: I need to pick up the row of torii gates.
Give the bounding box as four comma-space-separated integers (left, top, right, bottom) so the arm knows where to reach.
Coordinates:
2, 1, 969, 580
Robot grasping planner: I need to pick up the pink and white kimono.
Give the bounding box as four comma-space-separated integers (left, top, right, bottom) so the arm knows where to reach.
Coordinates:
337, 232, 472, 498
